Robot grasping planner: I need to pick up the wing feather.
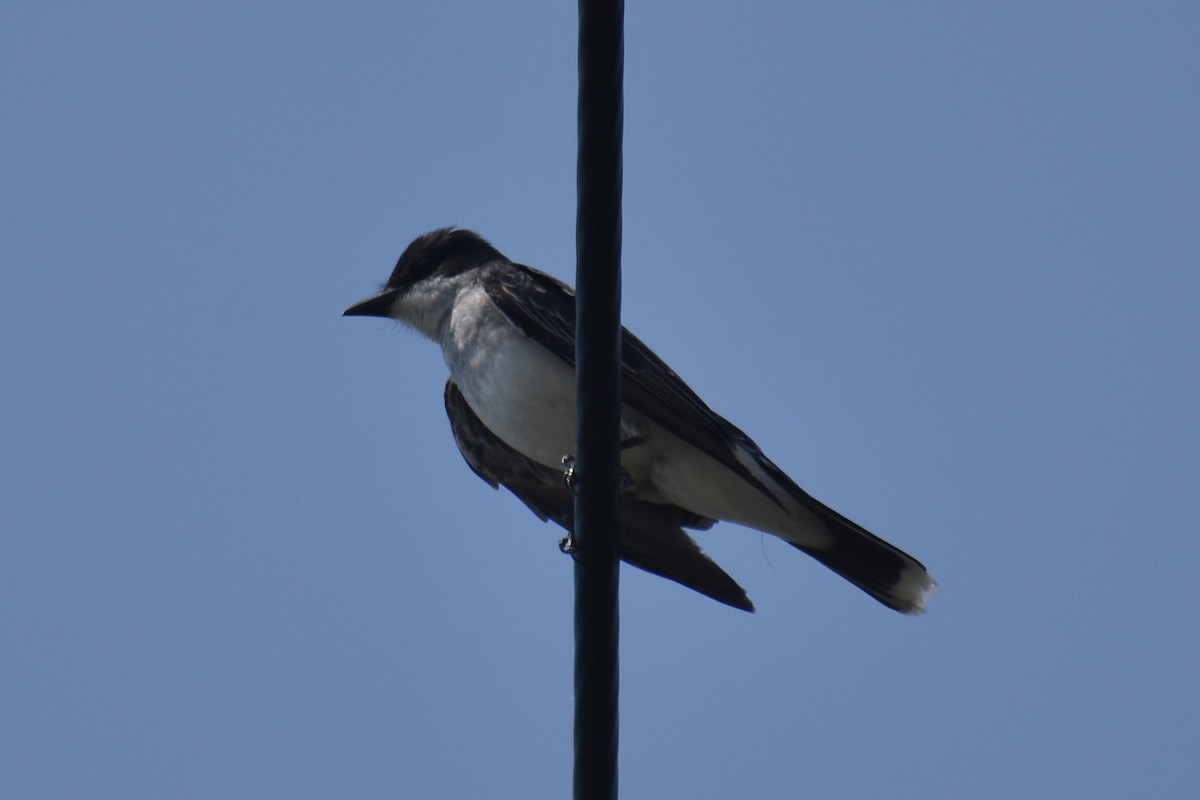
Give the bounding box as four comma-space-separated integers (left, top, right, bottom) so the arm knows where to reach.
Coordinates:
482, 262, 781, 504
444, 378, 752, 611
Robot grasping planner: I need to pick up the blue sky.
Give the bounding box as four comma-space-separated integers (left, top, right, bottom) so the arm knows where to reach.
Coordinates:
3, 2, 1198, 797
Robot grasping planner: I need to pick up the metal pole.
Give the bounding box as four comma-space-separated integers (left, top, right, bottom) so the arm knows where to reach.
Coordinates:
574, 0, 623, 798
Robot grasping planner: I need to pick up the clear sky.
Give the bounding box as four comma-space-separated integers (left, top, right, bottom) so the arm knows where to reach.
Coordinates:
3, 2, 1198, 798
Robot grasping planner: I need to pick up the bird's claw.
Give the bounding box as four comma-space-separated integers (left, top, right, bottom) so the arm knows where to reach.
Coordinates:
561, 455, 577, 491
561, 454, 636, 493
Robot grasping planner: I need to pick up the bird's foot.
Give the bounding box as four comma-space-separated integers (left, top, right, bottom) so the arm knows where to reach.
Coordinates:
561, 455, 577, 491
560, 454, 636, 494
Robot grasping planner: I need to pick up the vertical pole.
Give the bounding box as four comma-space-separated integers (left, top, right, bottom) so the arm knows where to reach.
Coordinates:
574, 1, 623, 799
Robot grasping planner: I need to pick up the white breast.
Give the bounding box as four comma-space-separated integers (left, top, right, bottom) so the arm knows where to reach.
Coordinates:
440, 286, 578, 469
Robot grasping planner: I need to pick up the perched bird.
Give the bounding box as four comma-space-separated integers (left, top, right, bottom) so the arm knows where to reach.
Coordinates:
345, 228, 935, 613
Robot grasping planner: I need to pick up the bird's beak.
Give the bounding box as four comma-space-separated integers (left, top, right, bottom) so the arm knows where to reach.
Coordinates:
343, 288, 401, 318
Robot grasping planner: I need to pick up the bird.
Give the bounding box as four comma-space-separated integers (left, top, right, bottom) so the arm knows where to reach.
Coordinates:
344, 228, 935, 613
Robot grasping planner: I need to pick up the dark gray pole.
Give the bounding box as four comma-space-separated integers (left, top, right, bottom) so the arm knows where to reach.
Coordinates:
574, 0, 623, 798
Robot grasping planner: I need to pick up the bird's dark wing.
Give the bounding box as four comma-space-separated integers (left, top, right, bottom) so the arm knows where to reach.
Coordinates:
481, 261, 781, 503
444, 378, 753, 611
480, 261, 934, 614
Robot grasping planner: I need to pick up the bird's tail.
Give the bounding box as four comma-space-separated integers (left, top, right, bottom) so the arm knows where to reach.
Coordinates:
789, 493, 935, 613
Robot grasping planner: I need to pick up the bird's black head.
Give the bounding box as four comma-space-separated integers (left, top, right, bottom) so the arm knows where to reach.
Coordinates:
344, 228, 504, 319
385, 228, 505, 291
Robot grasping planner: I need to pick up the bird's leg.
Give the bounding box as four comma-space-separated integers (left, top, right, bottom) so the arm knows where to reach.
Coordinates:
558, 455, 578, 554
559, 436, 644, 555
562, 436, 644, 494
558, 456, 580, 554
561, 454, 578, 490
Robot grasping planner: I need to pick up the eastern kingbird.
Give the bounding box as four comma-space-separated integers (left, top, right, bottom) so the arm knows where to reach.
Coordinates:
345, 228, 935, 613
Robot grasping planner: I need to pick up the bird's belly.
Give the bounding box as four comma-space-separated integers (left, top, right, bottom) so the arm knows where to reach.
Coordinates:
449, 330, 824, 544
451, 331, 579, 470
